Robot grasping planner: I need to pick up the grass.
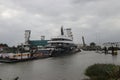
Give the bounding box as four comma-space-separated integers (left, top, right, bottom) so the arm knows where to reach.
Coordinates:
85, 64, 120, 80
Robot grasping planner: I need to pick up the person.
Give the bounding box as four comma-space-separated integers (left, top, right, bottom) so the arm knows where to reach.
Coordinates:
104, 46, 108, 54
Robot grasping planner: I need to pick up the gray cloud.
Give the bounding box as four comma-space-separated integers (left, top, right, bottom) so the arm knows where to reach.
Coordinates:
0, 0, 120, 46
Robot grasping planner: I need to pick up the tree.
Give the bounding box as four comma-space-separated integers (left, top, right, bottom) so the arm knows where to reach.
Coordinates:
0, 43, 8, 47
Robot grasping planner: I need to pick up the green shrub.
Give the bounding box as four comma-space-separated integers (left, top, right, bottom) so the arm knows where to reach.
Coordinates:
85, 64, 120, 80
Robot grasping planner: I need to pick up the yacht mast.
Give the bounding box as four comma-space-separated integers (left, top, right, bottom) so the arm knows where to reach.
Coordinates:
61, 26, 64, 35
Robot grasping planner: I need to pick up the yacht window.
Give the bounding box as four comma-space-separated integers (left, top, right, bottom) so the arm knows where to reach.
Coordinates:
52, 38, 72, 41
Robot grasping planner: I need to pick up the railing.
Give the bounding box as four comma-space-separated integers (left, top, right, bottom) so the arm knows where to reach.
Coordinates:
48, 41, 74, 44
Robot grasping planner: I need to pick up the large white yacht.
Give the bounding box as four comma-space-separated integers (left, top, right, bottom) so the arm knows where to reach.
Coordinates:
47, 26, 77, 56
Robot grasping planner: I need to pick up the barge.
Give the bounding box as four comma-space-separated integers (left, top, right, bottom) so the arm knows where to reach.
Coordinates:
0, 48, 52, 63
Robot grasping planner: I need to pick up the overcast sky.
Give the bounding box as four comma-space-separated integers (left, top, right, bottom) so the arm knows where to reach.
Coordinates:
0, 0, 120, 46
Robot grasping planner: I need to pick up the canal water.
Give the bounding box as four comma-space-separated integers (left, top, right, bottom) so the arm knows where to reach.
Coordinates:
0, 51, 120, 80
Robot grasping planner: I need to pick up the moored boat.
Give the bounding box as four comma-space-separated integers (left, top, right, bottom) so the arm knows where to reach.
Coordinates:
0, 48, 51, 63
39, 26, 80, 57
0, 26, 80, 63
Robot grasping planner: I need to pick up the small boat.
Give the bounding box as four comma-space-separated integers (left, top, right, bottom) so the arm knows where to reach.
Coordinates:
0, 52, 32, 63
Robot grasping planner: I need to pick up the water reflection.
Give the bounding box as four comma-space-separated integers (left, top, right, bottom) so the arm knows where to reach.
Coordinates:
112, 55, 117, 64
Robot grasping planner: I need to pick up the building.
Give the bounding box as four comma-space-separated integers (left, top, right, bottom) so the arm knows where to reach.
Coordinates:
29, 40, 48, 47
24, 30, 49, 47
